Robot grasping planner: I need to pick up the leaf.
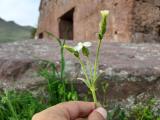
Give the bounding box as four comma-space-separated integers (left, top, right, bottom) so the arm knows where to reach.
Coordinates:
77, 78, 85, 81
45, 31, 62, 45
82, 46, 89, 57
74, 51, 80, 58
77, 78, 90, 88
63, 45, 75, 53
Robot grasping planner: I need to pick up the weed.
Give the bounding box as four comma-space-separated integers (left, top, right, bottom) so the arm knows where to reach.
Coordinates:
64, 10, 109, 104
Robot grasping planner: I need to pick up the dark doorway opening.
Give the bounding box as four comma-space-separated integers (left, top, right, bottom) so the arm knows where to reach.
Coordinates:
38, 32, 44, 39
59, 8, 74, 40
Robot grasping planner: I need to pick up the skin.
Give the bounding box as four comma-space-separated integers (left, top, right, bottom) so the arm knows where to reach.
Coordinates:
32, 101, 106, 120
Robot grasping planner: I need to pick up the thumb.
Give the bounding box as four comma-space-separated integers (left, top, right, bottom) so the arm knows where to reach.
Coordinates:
88, 107, 107, 120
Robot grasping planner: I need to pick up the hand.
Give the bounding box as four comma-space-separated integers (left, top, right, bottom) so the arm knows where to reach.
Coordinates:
32, 101, 107, 120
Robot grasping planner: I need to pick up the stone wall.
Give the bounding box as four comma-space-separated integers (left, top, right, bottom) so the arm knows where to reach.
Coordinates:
132, 0, 160, 42
37, 0, 159, 42
37, 0, 134, 42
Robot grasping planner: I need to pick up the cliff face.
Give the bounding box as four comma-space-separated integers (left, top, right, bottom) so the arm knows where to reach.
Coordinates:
37, 0, 160, 42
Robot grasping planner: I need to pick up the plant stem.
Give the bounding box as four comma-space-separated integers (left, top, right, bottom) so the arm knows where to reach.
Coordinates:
87, 57, 98, 103
78, 58, 90, 87
60, 40, 65, 80
90, 87, 97, 104
60, 41, 66, 101
87, 57, 93, 80
92, 39, 102, 104
60, 46, 65, 80
93, 39, 102, 83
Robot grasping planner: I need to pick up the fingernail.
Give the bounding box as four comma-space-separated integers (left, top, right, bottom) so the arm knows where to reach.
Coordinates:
95, 107, 107, 119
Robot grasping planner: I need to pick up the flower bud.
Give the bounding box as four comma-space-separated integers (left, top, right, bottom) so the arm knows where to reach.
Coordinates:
99, 10, 109, 40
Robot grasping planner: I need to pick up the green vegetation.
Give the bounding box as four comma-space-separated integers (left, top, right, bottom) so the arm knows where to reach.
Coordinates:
0, 90, 46, 120
0, 18, 33, 43
39, 32, 78, 105
108, 99, 160, 120
0, 90, 160, 120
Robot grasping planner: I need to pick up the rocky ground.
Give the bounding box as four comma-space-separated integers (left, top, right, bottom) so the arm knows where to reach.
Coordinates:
0, 39, 160, 102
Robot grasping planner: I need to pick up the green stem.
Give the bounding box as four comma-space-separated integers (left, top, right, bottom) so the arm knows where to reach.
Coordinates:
93, 39, 102, 82
92, 39, 102, 104
87, 57, 93, 81
79, 58, 98, 104
60, 40, 66, 80
90, 86, 97, 104
60, 46, 65, 80
77, 58, 90, 87
61, 46, 66, 101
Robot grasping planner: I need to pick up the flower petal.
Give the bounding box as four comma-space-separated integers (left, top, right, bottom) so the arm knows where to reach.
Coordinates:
83, 42, 92, 47
74, 42, 83, 51
74, 45, 83, 51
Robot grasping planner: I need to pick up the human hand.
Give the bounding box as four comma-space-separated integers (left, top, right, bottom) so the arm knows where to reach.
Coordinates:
32, 101, 107, 120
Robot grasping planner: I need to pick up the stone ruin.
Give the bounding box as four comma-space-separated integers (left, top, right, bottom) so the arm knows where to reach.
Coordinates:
37, 0, 160, 42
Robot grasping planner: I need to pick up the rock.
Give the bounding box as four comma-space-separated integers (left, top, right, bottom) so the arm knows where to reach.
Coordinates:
0, 59, 33, 80
0, 39, 160, 102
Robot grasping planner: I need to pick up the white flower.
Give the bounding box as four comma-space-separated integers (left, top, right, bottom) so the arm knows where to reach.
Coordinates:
74, 42, 92, 51
83, 42, 92, 47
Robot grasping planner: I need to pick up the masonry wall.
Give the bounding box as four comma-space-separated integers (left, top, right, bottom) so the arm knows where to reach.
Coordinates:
37, 0, 159, 42
132, 0, 160, 42
37, 0, 134, 42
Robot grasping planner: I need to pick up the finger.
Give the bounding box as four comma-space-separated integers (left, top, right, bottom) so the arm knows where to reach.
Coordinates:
88, 107, 107, 120
76, 118, 87, 120
56, 101, 95, 119
32, 101, 95, 120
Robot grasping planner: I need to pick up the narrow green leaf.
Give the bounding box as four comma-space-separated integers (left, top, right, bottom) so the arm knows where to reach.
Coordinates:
63, 45, 75, 53
74, 51, 80, 58
45, 31, 62, 45
82, 46, 89, 57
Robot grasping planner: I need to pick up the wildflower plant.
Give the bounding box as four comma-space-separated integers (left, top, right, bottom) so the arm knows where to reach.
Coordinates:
64, 10, 109, 104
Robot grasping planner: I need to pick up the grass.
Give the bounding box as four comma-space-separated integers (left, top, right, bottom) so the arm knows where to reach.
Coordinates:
0, 90, 46, 120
